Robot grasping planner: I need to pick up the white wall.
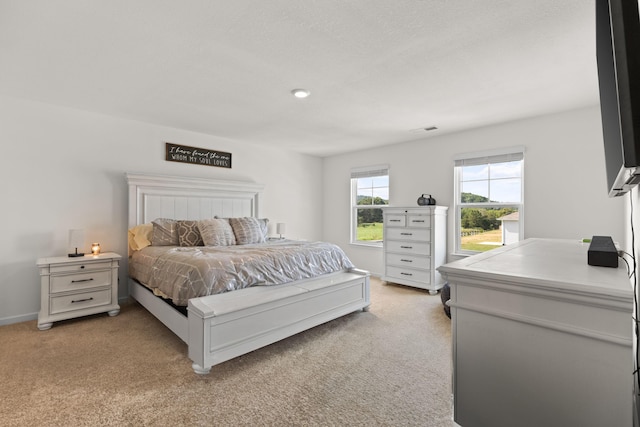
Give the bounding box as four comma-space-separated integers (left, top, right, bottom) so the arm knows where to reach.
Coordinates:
323, 106, 625, 276
0, 96, 323, 324
1, 99, 626, 324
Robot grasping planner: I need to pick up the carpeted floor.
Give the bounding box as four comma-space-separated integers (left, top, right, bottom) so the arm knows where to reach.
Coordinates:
0, 278, 452, 426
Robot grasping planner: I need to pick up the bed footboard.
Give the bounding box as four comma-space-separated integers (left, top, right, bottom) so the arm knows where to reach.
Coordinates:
187, 269, 370, 374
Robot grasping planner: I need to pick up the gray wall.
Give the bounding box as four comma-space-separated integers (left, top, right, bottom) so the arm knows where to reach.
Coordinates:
323, 106, 625, 276
0, 97, 324, 324
0, 98, 626, 325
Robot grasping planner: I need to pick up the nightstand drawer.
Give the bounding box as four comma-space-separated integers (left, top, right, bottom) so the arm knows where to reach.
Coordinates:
50, 270, 111, 293
386, 266, 431, 284
50, 289, 112, 315
37, 252, 121, 330
50, 260, 112, 274
386, 253, 430, 269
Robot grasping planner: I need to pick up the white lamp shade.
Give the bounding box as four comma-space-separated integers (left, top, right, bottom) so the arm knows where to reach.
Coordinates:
276, 223, 286, 235
68, 229, 84, 252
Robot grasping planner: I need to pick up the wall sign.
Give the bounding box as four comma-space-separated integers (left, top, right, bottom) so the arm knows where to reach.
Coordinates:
165, 142, 232, 169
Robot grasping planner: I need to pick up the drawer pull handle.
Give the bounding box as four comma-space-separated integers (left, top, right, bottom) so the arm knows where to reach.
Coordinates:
400, 233, 413, 236
71, 278, 94, 283
390, 219, 401, 222
400, 259, 412, 263
400, 246, 413, 249
80, 265, 85, 269
71, 297, 94, 304
401, 272, 413, 276
412, 220, 425, 223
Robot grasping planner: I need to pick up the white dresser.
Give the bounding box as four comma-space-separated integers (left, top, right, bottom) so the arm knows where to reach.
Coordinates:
382, 206, 447, 294
37, 252, 121, 330
439, 238, 635, 427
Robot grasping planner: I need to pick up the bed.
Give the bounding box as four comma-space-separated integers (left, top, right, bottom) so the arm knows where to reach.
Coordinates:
126, 172, 370, 374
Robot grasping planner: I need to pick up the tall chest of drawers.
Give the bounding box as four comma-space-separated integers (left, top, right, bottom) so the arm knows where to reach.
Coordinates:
382, 206, 448, 294
37, 252, 121, 330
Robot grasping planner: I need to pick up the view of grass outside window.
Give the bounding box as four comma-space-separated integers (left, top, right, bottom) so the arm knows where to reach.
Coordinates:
455, 150, 523, 253
351, 169, 389, 244
355, 203, 385, 242
460, 203, 518, 252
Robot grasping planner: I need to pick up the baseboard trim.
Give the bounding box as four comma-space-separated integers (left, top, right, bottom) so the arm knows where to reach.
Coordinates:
1, 296, 131, 327
0, 312, 37, 326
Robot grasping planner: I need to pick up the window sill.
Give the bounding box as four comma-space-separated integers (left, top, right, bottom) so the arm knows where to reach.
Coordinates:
449, 251, 482, 261
350, 242, 383, 249
451, 252, 473, 258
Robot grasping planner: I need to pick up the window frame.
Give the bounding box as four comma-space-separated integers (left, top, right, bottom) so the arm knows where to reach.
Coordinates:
350, 165, 389, 247
453, 147, 524, 256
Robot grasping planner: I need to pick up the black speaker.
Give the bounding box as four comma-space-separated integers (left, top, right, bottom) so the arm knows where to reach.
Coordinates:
417, 194, 436, 206
587, 236, 619, 268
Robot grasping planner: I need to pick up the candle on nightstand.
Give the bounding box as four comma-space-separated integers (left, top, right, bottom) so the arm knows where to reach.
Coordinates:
91, 243, 101, 256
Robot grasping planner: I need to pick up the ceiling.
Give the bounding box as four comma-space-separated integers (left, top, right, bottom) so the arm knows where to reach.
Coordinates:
0, 0, 598, 157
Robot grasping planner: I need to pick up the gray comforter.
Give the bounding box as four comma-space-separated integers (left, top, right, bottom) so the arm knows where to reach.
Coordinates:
129, 240, 354, 305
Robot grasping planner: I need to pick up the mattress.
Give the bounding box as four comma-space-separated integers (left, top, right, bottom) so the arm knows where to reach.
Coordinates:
129, 240, 355, 306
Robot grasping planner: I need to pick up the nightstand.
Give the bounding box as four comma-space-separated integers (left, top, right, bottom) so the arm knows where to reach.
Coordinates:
36, 252, 121, 330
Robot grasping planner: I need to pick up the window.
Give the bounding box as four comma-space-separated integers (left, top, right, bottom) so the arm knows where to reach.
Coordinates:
351, 165, 389, 246
454, 147, 524, 255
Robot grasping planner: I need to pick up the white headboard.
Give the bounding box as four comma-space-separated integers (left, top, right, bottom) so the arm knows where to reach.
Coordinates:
126, 173, 264, 227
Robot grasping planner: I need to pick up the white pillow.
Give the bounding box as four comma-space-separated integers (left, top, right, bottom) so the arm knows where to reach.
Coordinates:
127, 223, 153, 255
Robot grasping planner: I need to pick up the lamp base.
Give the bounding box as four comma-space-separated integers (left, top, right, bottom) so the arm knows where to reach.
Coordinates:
68, 252, 85, 258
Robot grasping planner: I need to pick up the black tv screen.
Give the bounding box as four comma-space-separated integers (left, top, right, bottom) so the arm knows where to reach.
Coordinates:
596, 0, 640, 197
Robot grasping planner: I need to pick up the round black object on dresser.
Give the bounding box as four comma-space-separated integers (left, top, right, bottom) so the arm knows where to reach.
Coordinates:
440, 282, 451, 318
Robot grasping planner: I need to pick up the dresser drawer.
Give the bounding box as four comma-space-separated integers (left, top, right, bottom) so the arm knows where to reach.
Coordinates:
407, 215, 430, 227
50, 289, 112, 315
386, 266, 431, 284
385, 214, 406, 227
386, 240, 431, 256
386, 228, 430, 241
386, 253, 430, 270
50, 270, 112, 293
50, 260, 112, 274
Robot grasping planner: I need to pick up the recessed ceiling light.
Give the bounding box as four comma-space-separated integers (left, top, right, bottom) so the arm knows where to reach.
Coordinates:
291, 88, 310, 98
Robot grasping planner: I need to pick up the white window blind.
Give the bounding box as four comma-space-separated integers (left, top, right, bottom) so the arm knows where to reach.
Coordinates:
454, 147, 524, 167
350, 165, 389, 179
455, 152, 524, 167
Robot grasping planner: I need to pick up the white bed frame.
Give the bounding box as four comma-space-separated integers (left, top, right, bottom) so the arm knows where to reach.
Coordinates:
126, 173, 370, 374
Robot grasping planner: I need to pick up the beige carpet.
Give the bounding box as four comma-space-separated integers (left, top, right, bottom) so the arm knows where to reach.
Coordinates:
0, 278, 452, 426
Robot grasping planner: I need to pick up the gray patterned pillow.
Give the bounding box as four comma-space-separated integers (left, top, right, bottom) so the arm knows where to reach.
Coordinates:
178, 220, 204, 246
151, 218, 179, 246
229, 217, 268, 245
197, 218, 236, 246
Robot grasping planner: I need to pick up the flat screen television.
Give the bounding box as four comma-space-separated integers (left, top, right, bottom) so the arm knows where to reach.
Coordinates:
596, 0, 640, 197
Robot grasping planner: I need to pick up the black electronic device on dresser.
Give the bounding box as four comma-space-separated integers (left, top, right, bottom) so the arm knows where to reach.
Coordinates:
417, 194, 436, 206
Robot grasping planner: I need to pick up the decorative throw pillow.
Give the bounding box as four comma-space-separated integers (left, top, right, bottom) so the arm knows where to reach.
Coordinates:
127, 223, 153, 255
229, 217, 268, 245
197, 218, 236, 246
177, 220, 204, 246
151, 218, 179, 246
